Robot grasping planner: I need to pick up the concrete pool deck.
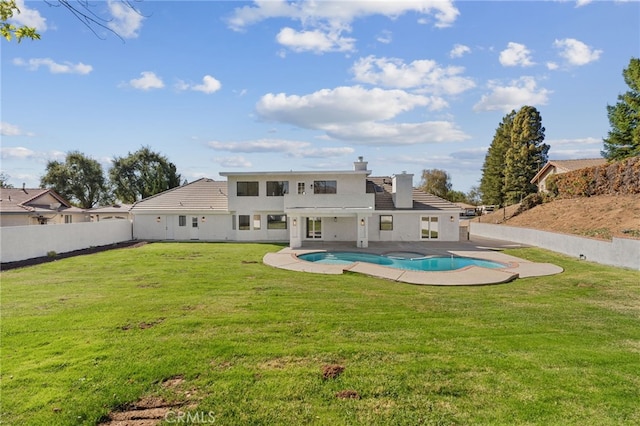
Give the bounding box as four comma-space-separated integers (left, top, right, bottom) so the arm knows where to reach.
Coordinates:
262, 237, 563, 286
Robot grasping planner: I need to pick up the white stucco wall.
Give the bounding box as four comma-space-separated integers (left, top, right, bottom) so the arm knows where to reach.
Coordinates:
368, 212, 460, 242
0, 220, 132, 263
133, 213, 233, 241
470, 222, 640, 270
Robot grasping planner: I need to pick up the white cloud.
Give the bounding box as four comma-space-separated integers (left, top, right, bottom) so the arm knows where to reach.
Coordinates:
127, 71, 164, 90
257, 86, 431, 128
176, 75, 222, 94
547, 137, 601, 146
499, 42, 535, 67
1, 146, 35, 159
351, 55, 475, 95
546, 61, 559, 71
575, 0, 593, 7
376, 30, 392, 44
276, 27, 355, 53
256, 85, 470, 145
322, 121, 470, 145
193, 75, 222, 94
11, 0, 47, 31
553, 38, 602, 66
0, 146, 64, 162
228, 0, 459, 30
473, 76, 552, 112
208, 139, 354, 158
1, 122, 22, 136
209, 139, 307, 153
449, 44, 471, 58
228, 1, 458, 53
107, 0, 144, 38
216, 156, 252, 168
12, 57, 92, 74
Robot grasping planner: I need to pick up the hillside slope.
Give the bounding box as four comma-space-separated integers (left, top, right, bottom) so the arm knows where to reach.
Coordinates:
475, 195, 640, 240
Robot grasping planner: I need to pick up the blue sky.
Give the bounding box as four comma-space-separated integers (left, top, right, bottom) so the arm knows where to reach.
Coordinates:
2, 0, 638, 193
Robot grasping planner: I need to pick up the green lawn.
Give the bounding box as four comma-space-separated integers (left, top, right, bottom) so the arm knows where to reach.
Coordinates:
1, 243, 639, 425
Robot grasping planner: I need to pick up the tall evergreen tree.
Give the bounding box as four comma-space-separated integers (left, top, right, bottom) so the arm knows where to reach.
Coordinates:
602, 57, 640, 160
109, 146, 181, 203
503, 106, 548, 204
40, 151, 111, 208
479, 111, 515, 206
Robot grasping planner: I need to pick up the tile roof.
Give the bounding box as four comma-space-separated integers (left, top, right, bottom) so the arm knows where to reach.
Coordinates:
531, 158, 608, 184
131, 178, 228, 211
0, 187, 70, 213
367, 177, 461, 212
548, 158, 608, 172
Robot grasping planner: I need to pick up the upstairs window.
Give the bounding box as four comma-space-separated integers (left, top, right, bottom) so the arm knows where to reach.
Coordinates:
266, 181, 289, 196
313, 180, 337, 194
297, 182, 305, 194
237, 181, 259, 196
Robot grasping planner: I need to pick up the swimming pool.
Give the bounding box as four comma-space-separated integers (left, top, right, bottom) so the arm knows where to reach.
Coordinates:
297, 251, 506, 272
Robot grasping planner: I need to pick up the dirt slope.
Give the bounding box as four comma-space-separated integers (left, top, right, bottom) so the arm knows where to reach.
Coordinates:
475, 195, 640, 240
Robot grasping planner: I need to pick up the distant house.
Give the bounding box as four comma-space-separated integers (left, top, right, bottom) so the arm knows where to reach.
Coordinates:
0, 186, 88, 226
87, 204, 133, 222
531, 158, 608, 192
130, 158, 462, 248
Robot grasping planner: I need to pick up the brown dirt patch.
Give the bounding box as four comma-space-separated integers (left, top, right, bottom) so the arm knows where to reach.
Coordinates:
475, 195, 640, 240
336, 390, 360, 399
322, 364, 345, 380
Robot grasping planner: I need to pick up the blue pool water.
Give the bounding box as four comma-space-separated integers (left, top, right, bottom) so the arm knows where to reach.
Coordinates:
298, 251, 506, 272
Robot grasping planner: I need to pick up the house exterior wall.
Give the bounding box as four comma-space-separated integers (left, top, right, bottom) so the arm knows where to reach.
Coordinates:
0, 210, 89, 227
0, 214, 31, 227
133, 212, 233, 241
369, 211, 460, 242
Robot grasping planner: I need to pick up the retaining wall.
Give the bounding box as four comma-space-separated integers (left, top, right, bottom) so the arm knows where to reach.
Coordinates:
1, 221, 133, 263
470, 222, 640, 270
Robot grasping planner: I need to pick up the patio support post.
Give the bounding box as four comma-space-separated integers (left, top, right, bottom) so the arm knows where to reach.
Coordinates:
290, 215, 302, 248
357, 214, 369, 248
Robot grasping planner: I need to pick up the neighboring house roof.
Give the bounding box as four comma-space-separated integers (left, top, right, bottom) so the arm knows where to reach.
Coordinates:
0, 187, 71, 214
131, 178, 228, 211
531, 158, 607, 184
88, 204, 133, 214
367, 177, 461, 212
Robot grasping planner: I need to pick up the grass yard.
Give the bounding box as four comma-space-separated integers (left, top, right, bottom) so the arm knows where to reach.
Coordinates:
1, 243, 639, 425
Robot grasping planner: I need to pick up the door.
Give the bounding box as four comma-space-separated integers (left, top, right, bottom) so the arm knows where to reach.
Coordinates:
190, 216, 200, 240
306, 217, 322, 239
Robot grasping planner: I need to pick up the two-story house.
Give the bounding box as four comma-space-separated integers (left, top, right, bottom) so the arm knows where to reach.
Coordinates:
130, 157, 461, 247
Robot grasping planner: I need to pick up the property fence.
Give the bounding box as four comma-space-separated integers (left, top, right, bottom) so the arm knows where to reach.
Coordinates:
1, 221, 133, 264
470, 222, 640, 270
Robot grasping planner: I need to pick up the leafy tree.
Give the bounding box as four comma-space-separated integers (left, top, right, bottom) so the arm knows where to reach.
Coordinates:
1, 0, 40, 42
419, 169, 451, 198
109, 146, 181, 203
40, 151, 111, 208
480, 111, 515, 206
0, 171, 14, 188
602, 57, 640, 160
466, 186, 481, 205
503, 106, 548, 204
445, 190, 467, 203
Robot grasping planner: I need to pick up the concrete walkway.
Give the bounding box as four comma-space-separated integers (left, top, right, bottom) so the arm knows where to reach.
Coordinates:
263, 237, 563, 286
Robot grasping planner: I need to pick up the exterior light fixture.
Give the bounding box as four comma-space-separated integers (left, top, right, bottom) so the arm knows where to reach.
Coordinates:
334, 217, 337, 222
202, 216, 206, 222
156, 216, 161, 223
360, 218, 365, 226
450, 216, 454, 222
292, 218, 297, 226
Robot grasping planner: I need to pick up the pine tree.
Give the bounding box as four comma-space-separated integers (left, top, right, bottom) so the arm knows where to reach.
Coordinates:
480, 111, 515, 206
602, 58, 640, 160
503, 106, 548, 204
